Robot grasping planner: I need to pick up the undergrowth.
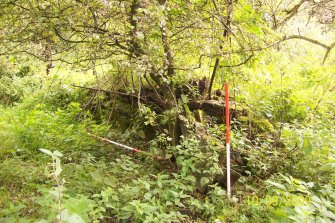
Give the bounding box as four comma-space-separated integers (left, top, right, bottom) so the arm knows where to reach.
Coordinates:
0, 57, 334, 223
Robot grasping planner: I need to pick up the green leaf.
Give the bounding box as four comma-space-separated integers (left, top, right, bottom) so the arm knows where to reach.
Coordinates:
266, 180, 286, 190
319, 163, 335, 172
53, 150, 63, 157
121, 204, 135, 212
301, 138, 313, 155
200, 177, 210, 187
272, 207, 288, 218
321, 209, 335, 220
65, 213, 86, 223
63, 197, 91, 215
60, 209, 86, 223
181, 94, 188, 103
169, 190, 179, 198
279, 173, 292, 185
39, 148, 53, 156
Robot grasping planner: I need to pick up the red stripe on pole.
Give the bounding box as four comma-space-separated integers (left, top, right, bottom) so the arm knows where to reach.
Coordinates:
132, 148, 141, 153
225, 82, 230, 143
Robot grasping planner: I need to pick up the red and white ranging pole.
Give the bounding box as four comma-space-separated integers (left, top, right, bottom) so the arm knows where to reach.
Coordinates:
225, 81, 231, 198
88, 132, 163, 160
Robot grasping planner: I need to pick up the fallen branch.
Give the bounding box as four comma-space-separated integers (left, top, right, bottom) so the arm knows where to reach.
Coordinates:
72, 84, 166, 110
260, 143, 299, 179
71, 84, 139, 98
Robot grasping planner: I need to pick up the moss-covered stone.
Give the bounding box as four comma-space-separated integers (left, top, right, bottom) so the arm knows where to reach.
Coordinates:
253, 118, 275, 133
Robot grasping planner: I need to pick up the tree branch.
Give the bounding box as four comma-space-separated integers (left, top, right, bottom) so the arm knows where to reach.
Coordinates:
283, 35, 329, 49
207, 58, 220, 99
219, 54, 254, 68
283, 35, 335, 63
53, 27, 89, 43
71, 84, 143, 99
278, 0, 308, 28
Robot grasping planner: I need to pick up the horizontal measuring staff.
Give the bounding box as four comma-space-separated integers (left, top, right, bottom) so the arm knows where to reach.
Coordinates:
87, 132, 163, 160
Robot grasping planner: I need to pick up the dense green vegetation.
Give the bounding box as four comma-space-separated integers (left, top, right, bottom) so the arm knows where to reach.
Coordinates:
0, 0, 334, 222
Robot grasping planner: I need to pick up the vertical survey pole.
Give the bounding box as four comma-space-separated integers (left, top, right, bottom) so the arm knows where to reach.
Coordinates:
225, 81, 231, 198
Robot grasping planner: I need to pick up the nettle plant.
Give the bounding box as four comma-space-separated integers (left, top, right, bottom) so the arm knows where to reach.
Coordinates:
172, 135, 223, 188
266, 174, 335, 223
38, 149, 93, 223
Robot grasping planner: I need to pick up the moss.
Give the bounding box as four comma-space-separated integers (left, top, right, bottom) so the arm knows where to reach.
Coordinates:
253, 119, 274, 133
194, 109, 206, 123
237, 115, 249, 122
237, 115, 274, 133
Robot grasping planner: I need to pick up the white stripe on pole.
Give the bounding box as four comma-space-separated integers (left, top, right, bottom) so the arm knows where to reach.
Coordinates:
226, 142, 231, 197
225, 81, 231, 198
88, 132, 137, 151
105, 138, 135, 151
